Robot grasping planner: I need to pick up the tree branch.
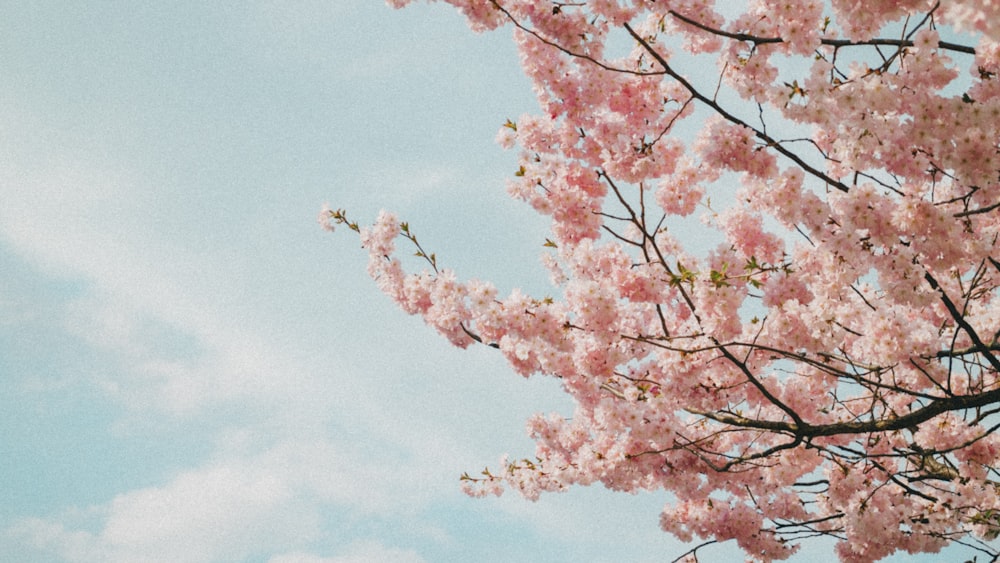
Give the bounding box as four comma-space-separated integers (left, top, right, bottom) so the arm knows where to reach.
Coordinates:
667, 9, 976, 55
622, 23, 851, 193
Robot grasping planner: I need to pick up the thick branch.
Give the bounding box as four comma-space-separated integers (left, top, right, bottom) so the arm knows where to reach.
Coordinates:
689, 385, 1000, 438
668, 9, 976, 55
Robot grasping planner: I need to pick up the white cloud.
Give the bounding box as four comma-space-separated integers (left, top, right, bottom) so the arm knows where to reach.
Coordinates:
0, 5, 698, 562
5, 430, 463, 563
268, 540, 426, 563
0, 130, 524, 558
6, 518, 103, 563
51, 287, 293, 416
97, 464, 315, 563
7, 442, 351, 562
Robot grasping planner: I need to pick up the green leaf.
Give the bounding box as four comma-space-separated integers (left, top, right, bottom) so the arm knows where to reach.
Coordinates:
710, 269, 729, 288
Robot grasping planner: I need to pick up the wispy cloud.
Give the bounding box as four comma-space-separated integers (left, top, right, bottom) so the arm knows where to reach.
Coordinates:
0, 128, 529, 562
0, 3, 713, 561
6, 431, 456, 562
267, 541, 426, 563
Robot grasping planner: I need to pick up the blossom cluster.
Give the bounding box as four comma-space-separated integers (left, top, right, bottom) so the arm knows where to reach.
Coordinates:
333, 1, 1000, 560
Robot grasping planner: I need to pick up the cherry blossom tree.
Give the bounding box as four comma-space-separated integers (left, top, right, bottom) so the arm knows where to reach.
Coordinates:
322, 1, 1000, 561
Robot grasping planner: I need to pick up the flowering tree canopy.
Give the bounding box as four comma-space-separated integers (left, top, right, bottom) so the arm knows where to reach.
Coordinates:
322, 1, 1000, 561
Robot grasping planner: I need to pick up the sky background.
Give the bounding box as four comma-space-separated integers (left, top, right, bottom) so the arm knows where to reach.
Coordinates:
0, 2, 988, 562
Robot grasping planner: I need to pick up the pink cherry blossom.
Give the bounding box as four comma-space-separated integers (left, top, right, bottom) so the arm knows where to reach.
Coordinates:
329, 1, 1000, 560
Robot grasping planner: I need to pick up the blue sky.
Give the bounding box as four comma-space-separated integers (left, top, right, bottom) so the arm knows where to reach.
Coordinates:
0, 2, 990, 562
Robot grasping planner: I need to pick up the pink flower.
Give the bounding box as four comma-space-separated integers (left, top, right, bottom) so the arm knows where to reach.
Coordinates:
336, 1, 1000, 559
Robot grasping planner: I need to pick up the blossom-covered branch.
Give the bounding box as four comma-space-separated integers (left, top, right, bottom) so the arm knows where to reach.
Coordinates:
325, 0, 1000, 560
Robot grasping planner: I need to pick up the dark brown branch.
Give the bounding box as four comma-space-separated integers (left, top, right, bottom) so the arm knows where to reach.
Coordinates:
689, 385, 1000, 438
924, 272, 1000, 374
667, 9, 976, 55
462, 323, 499, 348
935, 342, 1000, 359
681, 270, 1000, 441
955, 200, 1000, 218
714, 343, 807, 428
669, 540, 718, 563
622, 23, 851, 193
487, 0, 662, 77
